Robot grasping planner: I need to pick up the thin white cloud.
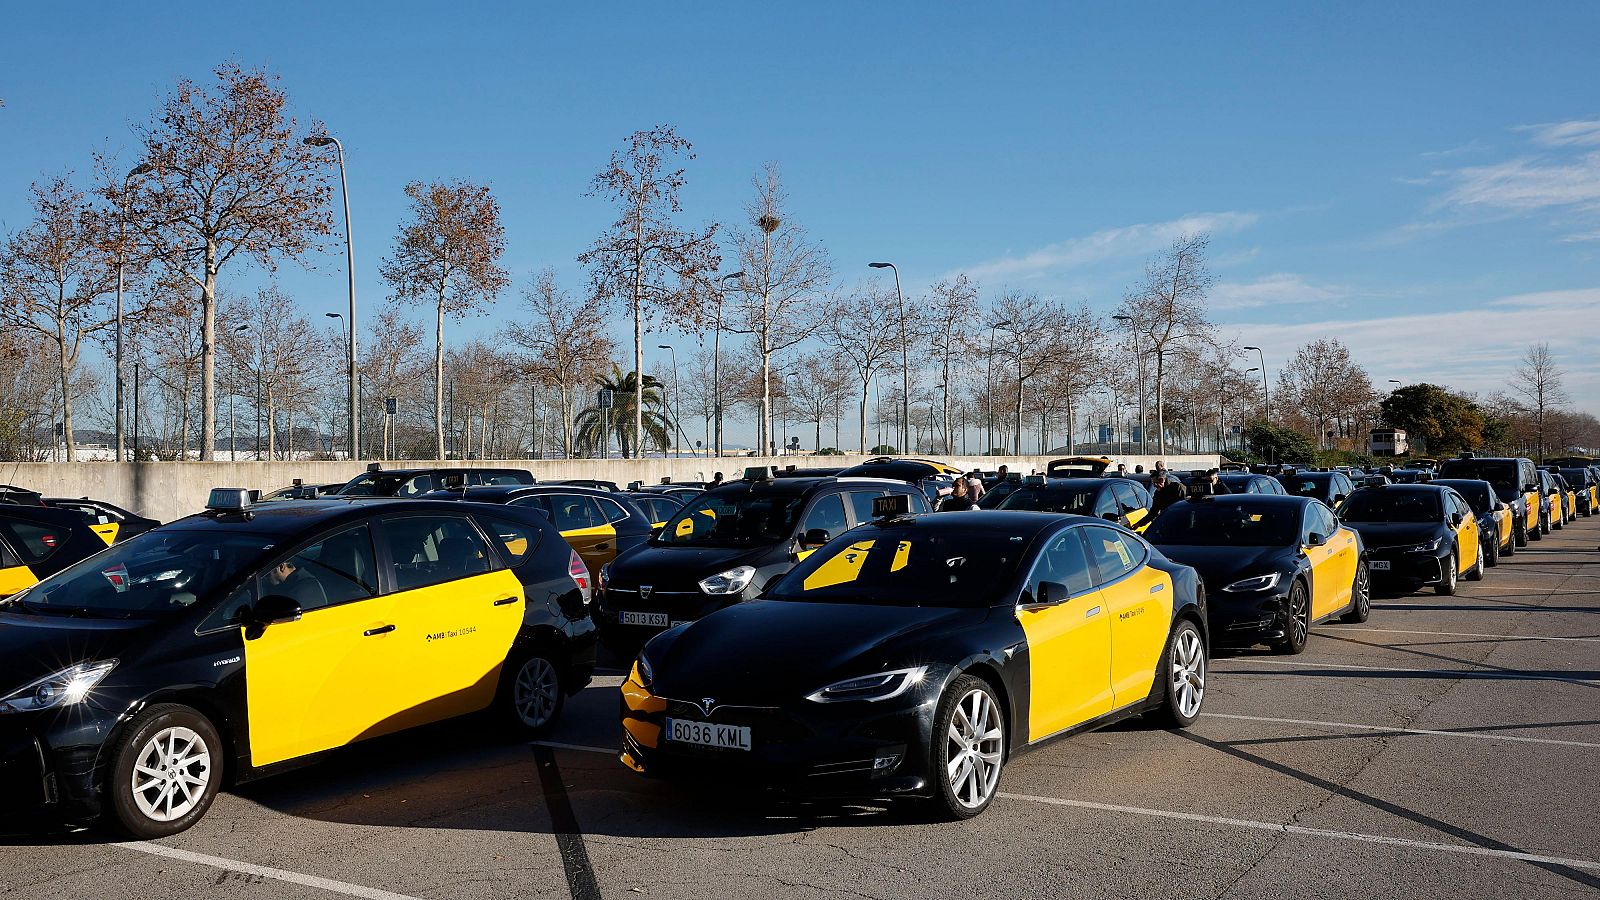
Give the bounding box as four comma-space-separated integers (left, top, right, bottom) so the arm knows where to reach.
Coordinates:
1515, 119, 1600, 148
1439, 152, 1600, 212
1211, 273, 1344, 310
959, 212, 1258, 283
1220, 288, 1600, 413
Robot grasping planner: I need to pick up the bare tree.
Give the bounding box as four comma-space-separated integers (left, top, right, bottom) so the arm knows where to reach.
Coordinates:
1118, 233, 1214, 454
128, 63, 334, 460
925, 274, 979, 454
379, 179, 510, 460
992, 291, 1060, 454
218, 286, 330, 459
1275, 338, 1373, 450
359, 304, 428, 460
1040, 303, 1105, 454
580, 125, 720, 457
821, 286, 900, 453
724, 163, 832, 456
1511, 342, 1568, 461
0, 176, 119, 460
504, 269, 615, 459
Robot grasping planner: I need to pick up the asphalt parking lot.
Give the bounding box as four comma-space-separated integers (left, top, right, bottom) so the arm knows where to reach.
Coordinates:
6, 520, 1600, 900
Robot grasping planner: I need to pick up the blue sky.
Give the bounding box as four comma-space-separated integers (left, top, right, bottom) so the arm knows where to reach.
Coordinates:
3, 2, 1598, 434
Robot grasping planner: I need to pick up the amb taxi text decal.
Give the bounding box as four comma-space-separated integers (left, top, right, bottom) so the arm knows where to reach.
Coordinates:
426, 625, 479, 642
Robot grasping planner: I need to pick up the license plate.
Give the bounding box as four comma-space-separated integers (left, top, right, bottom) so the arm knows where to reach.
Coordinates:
665, 718, 752, 750
620, 610, 670, 627
1370, 560, 1391, 571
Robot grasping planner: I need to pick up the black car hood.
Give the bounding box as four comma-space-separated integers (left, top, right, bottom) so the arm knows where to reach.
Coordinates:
0, 609, 155, 695
1341, 522, 1441, 550
645, 599, 988, 706
1151, 545, 1292, 593
608, 543, 776, 590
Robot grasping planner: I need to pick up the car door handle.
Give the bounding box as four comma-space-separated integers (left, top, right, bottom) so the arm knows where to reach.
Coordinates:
1085, 606, 1102, 618
363, 624, 396, 637
492, 596, 518, 606
595, 542, 610, 550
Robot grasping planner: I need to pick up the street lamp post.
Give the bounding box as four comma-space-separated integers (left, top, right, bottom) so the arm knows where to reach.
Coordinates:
325, 312, 352, 457
713, 271, 744, 458
1243, 346, 1270, 422
657, 344, 681, 458
305, 135, 358, 461
114, 163, 153, 463
868, 262, 908, 455
984, 318, 1011, 457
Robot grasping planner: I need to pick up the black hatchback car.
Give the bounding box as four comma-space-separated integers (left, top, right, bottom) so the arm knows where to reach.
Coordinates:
1338, 483, 1484, 596
995, 476, 1154, 533
335, 465, 534, 497
0, 492, 595, 838
596, 469, 930, 649
1276, 470, 1357, 508
1, 505, 109, 600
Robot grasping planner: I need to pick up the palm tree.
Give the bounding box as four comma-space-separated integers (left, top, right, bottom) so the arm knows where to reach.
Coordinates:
574, 366, 672, 458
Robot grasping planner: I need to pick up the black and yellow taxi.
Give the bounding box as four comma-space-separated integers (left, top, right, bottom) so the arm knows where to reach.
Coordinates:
1537, 470, 1568, 532
1433, 478, 1515, 566
1436, 454, 1541, 546
836, 457, 965, 506
0, 490, 596, 838
43, 497, 161, 546
995, 474, 1154, 533
597, 468, 930, 650
334, 463, 534, 497
1555, 467, 1598, 517
425, 484, 656, 583
1045, 455, 1114, 477
1546, 469, 1581, 523
620, 499, 1207, 819
1338, 482, 1483, 596
1, 505, 108, 599
623, 491, 689, 533
1144, 491, 1368, 654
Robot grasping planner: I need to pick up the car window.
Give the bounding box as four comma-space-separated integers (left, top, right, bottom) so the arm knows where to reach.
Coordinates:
908, 491, 931, 514
1026, 528, 1095, 598
199, 582, 255, 633
381, 515, 491, 591
1307, 504, 1338, 540
259, 524, 378, 613
1093, 487, 1119, 519
473, 471, 526, 486
845, 491, 884, 523
548, 495, 605, 531
595, 497, 632, 525
1111, 482, 1139, 511
1082, 525, 1142, 585
479, 515, 539, 564
0, 520, 68, 564
396, 473, 439, 496
800, 493, 849, 540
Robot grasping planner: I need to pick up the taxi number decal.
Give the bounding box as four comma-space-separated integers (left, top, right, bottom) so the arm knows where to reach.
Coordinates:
425, 625, 478, 642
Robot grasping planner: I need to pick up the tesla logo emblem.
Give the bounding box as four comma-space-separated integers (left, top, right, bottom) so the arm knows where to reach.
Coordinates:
699, 697, 717, 715
640, 585, 653, 600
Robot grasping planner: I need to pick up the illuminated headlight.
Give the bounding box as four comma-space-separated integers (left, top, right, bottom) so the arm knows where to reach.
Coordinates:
1403, 537, 1443, 553
698, 565, 755, 596
0, 661, 117, 715
806, 666, 929, 703
1222, 572, 1281, 593
628, 655, 654, 690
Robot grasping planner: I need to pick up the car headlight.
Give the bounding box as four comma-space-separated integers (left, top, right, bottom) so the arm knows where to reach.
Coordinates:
698, 565, 755, 596
1222, 572, 1282, 593
0, 661, 117, 715
1403, 537, 1443, 553
628, 655, 653, 690
806, 666, 929, 703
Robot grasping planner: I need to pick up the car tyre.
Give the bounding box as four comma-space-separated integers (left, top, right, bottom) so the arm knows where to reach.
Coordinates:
1436, 551, 1459, 596
1484, 532, 1500, 567
928, 675, 1005, 820
106, 704, 223, 840
1272, 580, 1311, 655
1465, 540, 1485, 581
1154, 619, 1207, 728
1514, 519, 1527, 547
1341, 563, 1371, 623
499, 647, 565, 738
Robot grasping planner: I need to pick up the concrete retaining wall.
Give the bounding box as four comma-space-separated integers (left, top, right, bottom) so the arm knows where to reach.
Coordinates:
4, 453, 1219, 523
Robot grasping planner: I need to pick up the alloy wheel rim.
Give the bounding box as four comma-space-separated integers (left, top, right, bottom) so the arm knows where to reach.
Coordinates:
1171, 629, 1206, 718
1354, 567, 1370, 615
1290, 588, 1308, 646
131, 726, 210, 823
945, 688, 1003, 809
514, 657, 559, 728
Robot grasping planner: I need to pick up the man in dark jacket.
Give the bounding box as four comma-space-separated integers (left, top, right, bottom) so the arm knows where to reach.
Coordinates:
1151, 473, 1185, 517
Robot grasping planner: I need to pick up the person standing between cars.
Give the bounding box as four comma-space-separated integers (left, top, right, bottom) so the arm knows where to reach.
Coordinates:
967, 470, 985, 501
996, 464, 1009, 482
940, 477, 976, 511
1154, 460, 1168, 477
1207, 469, 1232, 494
708, 471, 725, 489
1150, 472, 1185, 517
1134, 464, 1145, 474
1115, 463, 1128, 478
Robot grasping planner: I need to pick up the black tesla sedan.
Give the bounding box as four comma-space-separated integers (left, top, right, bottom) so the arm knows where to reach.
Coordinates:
620, 507, 1208, 819
1144, 494, 1369, 654
1275, 470, 1357, 508
1337, 483, 1484, 596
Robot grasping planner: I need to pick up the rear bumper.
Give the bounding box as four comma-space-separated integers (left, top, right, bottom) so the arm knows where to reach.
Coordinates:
1366, 550, 1448, 586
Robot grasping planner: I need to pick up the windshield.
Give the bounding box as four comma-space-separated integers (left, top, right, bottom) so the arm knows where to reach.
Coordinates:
1144, 501, 1299, 546
1340, 490, 1441, 524
1438, 482, 1492, 514
998, 486, 1095, 514
1560, 469, 1589, 486
655, 489, 804, 548
6, 529, 275, 619
1437, 460, 1519, 501
766, 525, 1029, 608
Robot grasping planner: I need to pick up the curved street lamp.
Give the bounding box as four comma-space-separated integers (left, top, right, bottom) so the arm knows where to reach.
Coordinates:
305, 134, 358, 460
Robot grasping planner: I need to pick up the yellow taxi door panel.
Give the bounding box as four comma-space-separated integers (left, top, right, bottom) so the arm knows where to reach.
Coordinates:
1458, 513, 1479, 574
374, 568, 525, 736
544, 494, 615, 578
1304, 542, 1338, 619
90, 522, 119, 545
562, 522, 615, 577
0, 564, 37, 598
1525, 490, 1540, 530
1018, 596, 1113, 740
244, 595, 399, 766
1100, 566, 1173, 704
1322, 527, 1359, 617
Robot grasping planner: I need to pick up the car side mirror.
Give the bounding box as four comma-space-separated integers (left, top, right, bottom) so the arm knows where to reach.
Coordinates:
1305, 532, 1327, 547
248, 594, 302, 629
1021, 580, 1071, 609
1101, 512, 1120, 522
1450, 512, 1464, 527
801, 528, 832, 549
1332, 493, 1347, 504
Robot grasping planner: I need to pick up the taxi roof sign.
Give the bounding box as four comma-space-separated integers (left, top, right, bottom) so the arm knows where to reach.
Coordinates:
206, 487, 253, 512
744, 466, 777, 482
871, 494, 910, 518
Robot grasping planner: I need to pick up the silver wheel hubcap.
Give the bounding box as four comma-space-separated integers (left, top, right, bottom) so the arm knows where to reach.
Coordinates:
131, 726, 210, 823
945, 689, 1003, 809
514, 657, 559, 728
1171, 629, 1206, 719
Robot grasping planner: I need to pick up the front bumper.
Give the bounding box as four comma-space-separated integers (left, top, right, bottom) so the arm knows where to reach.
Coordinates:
618, 677, 936, 800
0, 704, 118, 829
1206, 587, 1291, 646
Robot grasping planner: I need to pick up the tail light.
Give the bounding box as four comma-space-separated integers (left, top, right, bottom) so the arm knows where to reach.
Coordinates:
40, 533, 59, 549
568, 549, 592, 604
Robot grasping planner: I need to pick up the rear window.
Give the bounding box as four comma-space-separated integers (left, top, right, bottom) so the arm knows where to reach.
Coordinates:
1, 520, 71, 563
1437, 460, 1520, 500
998, 486, 1096, 514
1145, 500, 1299, 547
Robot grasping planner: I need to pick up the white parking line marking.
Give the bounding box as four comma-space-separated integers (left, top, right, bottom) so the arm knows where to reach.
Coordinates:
1323, 626, 1600, 644
1498, 569, 1600, 578
1200, 712, 1600, 748
115, 842, 424, 900
1214, 657, 1600, 686
999, 792, 1600, 871
533, 739, 617, 754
